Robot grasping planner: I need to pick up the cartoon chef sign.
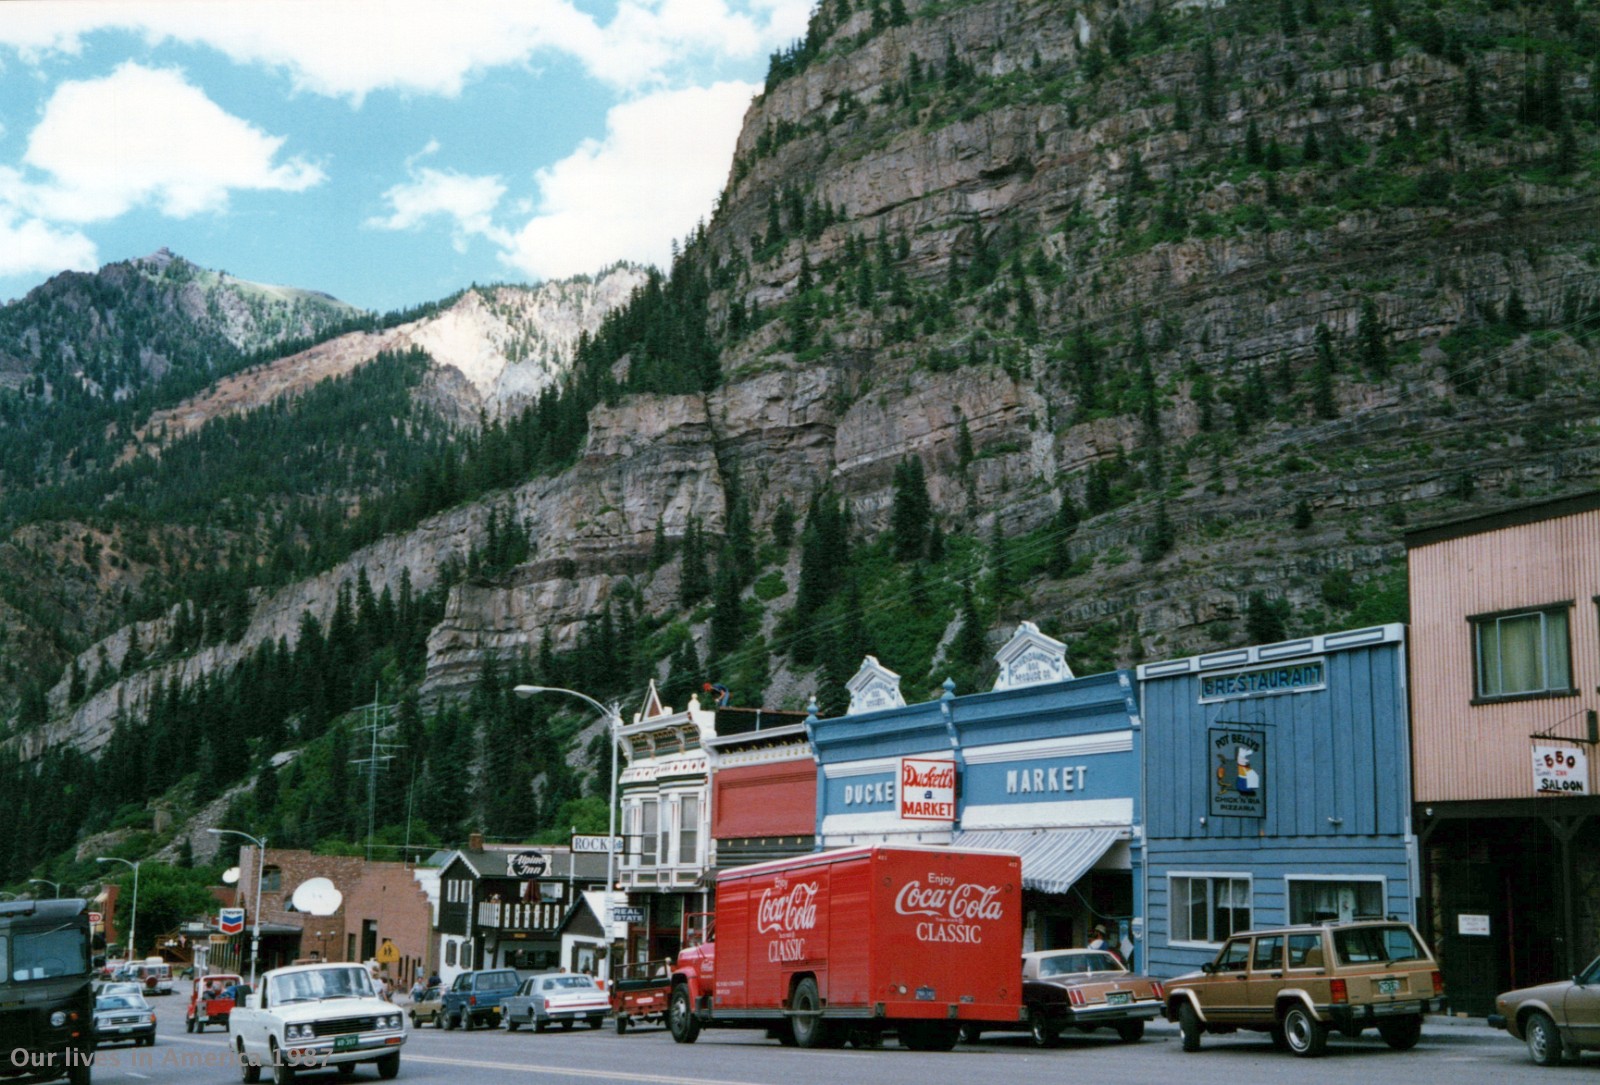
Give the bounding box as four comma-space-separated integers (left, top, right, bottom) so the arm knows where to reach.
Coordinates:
1209, 727, 1266, 817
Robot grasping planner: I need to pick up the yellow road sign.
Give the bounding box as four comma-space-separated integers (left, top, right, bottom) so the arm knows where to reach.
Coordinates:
376, 939, 400, 965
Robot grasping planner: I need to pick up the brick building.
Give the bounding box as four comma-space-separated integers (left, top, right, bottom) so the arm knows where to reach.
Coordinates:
230, 847, 434, 987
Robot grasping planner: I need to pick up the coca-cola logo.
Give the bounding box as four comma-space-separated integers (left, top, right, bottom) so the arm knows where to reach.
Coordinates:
894, 880, 1005, 922
756, 882, 819, 934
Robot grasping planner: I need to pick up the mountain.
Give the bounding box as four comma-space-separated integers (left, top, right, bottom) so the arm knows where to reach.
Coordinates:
4, 0, 1600, 883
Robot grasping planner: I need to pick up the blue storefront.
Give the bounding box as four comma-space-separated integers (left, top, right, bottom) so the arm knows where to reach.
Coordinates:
1137, 624, 1417, 978
808, 623, 1149, 966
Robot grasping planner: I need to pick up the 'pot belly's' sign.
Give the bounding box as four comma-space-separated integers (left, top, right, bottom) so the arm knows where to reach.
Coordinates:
900, 757, 957, 821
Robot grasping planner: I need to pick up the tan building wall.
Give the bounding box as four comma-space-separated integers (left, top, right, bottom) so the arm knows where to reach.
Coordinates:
1408, 496, 1600, 803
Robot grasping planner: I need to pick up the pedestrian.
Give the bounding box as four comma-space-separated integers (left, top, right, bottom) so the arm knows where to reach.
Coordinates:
1088, 924, 1110, 952
428, 970, 441, 988
410, 978, 426, 1002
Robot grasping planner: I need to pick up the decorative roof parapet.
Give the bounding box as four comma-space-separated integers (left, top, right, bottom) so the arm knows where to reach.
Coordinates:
992, 621, 1073, 690
846, 656, 906, 715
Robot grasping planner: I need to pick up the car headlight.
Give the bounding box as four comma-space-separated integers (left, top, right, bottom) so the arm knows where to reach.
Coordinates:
50, 1011, 67, 1027
286, 1023, 311, 1040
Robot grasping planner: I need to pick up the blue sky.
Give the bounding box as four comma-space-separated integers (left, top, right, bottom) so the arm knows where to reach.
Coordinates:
0, 0, 810, 312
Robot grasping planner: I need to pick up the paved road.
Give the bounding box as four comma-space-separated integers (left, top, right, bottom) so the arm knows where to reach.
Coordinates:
77, 1007, 1596, 1085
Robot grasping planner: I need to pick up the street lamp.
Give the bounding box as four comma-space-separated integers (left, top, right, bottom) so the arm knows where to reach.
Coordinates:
208, 828, 267, 987
0, 891, 18, 901
95, 857, 140, 967
28, 879, 62, 899
514, 685, 623, 981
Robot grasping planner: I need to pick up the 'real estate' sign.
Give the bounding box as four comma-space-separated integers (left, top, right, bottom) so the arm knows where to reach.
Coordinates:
900, 758, 957, 821
1533, 745, 1589, 795
1209, 727, 1266, 818
1200, 659, 1325, 702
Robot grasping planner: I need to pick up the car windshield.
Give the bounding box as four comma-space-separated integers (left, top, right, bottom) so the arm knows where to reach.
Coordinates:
1579, 956, 1600, 985
10, 925, 90, 982
484, 973, 518, 989
269, 967, 374, 1005
97, 995, 146, 1010
1038, 953, 1124, 977
1332, 926, 1426, 965
542, 975, 598, 991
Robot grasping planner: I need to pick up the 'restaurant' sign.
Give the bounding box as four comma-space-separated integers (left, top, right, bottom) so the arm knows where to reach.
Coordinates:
1533, 745, 1588, 796
899, 758, 957, 821
1200, 659, 1325, 702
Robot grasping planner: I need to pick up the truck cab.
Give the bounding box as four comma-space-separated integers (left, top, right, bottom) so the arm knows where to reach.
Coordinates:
0, 898, 95, 1085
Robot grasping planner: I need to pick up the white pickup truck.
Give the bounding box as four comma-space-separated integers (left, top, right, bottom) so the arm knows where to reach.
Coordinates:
229, 962, 406, 1083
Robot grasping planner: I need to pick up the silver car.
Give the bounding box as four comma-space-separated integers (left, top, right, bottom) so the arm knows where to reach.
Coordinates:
503, 973, 609, 1032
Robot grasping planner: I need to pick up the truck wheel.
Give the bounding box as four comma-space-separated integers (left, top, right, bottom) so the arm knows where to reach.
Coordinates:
433, 1012, 444, 1029
187, 1016, 196, 1034
1377, 1015, 1422, 1051
960, 1024, 982, 1044
1178, 1001, 1202, 1053
1525, 1012, 1565, 1066
668, 985, 700, 1045
589, 1017, 604, 1030
1281, 1005, 1329, 1058
376, 1052, 401, 1080
506, 1016, 520, 1032
616, 1015, 629, 1034
790, 978, 826, 1049
238, 1040, 261, 1083
1116, 1019, 1145, 1043
68, 1058, 91, 1085
270, 1041, 296, 1085
443, 1011, 457, 1030
562, 1019, 574, 1030
1028, 1006, 1060, 1048
899, 1022, 958, 1051
462, 1012, 475, 1031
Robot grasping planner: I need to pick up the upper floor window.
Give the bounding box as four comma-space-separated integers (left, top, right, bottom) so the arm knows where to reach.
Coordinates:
1474, 604, 1573, 700
1170, 874, 1250, 945
261, 867, 282, 893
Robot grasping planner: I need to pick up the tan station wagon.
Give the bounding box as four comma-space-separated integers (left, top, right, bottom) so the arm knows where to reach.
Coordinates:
1164, 920, 1443, 1057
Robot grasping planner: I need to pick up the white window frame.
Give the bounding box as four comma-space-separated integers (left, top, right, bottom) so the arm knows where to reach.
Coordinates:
1283, 874, 1387, 925
1472, 604, 1573, 700
1167, 871, 1253, 949
677, 793, 701, 867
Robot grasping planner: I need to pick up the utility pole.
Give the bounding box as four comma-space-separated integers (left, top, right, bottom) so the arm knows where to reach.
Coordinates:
350, 685, 402, 861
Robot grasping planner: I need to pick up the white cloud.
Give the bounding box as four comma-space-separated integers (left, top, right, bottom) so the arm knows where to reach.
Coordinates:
368, 167, 509, 254
0, 0, 812, 98
14, 62, 323, 223
498, 81, 754, 279
0, 203, 97, 278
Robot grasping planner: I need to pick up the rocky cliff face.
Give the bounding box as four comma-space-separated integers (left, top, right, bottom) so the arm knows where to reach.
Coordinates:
17, 0, 1600, 756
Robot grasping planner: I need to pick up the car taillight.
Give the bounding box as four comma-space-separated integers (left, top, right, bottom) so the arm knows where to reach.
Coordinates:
1432, 971, 1443, 997
1329, 979, 1348, 1004
1067, 989, 1085, 1007
1152, 982, 1165, 1000
469, 995, 477, 1006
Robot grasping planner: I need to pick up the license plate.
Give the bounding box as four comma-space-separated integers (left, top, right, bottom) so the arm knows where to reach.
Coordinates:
334, 1035, 358, 1051
1105, 991, 1132, 1006
1377, 978, 1400, 996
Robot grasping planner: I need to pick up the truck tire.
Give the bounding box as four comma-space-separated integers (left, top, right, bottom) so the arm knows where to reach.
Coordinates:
899, 1021, 958, 1051
616, 1014, 629, 1034
443, 1010, 457, 1030
1115, 1019, 1146, 1043
376, 1052, 400, 1080
1281, 1005, 1329, 1058
187, 1015, 196, 1033
668, 985, 700, 1044
1377, 1014, 1422, 1051
238, 1040, 261, 1083
270, 1041, 295, 1085
790, 978, 826, 1049
1525, 1011, 1564, 1066
68, 1058, 91, 1085
506, 1015, 520, 1032
1178, 1001, 1202, 1053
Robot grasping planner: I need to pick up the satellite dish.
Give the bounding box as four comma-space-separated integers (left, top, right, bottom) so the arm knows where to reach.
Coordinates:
290, 878, 343, 916
222, 867, 241, 885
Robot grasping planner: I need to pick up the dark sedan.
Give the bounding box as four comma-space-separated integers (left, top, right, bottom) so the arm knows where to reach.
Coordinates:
965, 948, 1164, 1047
93, 991, 157, 1048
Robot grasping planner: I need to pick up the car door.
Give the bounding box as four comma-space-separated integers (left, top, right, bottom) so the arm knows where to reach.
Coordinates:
1201, 938, 1253, 1023
1564, 959, 1600, 1045
1245, 934, 1285, 1016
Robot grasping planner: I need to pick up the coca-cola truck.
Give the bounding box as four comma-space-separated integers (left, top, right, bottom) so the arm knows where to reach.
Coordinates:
667, 844, 1023, 1051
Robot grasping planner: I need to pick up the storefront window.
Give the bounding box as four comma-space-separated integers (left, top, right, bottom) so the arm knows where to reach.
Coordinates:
678, 796, 700, 866
444, 942, 456, 968
1170, 875, 1250, 944
1475, 606, 1571, 699
1287, 878, 1384, 923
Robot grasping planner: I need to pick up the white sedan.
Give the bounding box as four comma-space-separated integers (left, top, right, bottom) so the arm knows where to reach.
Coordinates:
503, 973, 609, 1032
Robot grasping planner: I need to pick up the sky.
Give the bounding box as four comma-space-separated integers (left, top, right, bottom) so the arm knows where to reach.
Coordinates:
0, 0, 811, 312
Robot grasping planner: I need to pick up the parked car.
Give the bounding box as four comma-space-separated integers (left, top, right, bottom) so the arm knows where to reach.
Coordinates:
93, 990, 157, 1048
964, 948, 1165, 1046
503, 973, 608, 1032
409, 986, 446, 1029
1488, 954, 1600, 1066
1164, 919, 1443, 1057
184, 973, 242, 1033
440, 968, 521, 1030
611, 959, 673, 1033
229, 962, 405, 1081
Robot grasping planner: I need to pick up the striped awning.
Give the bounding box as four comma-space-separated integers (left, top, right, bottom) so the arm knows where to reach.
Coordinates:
955, 827, 1121, 895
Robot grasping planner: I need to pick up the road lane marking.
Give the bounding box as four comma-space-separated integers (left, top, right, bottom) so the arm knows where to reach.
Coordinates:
406, 1053, 785, 1084
163, 1035, 228, 1046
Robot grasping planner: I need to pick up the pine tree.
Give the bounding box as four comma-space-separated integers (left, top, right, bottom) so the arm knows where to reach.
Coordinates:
1357, 299, 1390, 377
1244, 592, 1291, 644
709, 549, 745, 659
680, 517, 711, 606
771, 498, 796, 548
891, 457, 932, 562
952, 584, 987, 668
1312, 324, 1338, 418
1140, 500, 1175, 563
1292, 498, 1314, 530
1048, 496, 1082, 576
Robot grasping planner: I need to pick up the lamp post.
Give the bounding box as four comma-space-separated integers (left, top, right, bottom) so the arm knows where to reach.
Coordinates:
95, 857, 140, 966
514, 685, 623, 981
27, 879, 62, 899
0, 891, 18, 901
208, 828, 267, 987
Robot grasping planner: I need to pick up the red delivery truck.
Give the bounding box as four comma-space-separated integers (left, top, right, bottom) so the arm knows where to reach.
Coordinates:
668, 844, 1023, 1051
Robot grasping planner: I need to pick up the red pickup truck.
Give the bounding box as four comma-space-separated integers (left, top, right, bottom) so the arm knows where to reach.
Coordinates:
184, 973, 242, 1033
668, 844, 1024, 1051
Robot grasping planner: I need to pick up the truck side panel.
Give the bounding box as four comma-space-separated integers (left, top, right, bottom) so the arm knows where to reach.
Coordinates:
738, 858, 833, 1012
712, 871, 751, 1011
822, 852, 872, 1008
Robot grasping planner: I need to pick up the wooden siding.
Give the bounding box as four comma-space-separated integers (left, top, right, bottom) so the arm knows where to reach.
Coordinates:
1409, 508, 1600, 802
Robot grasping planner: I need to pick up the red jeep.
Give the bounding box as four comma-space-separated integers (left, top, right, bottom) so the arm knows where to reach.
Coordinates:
185, 973, 243, 1033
